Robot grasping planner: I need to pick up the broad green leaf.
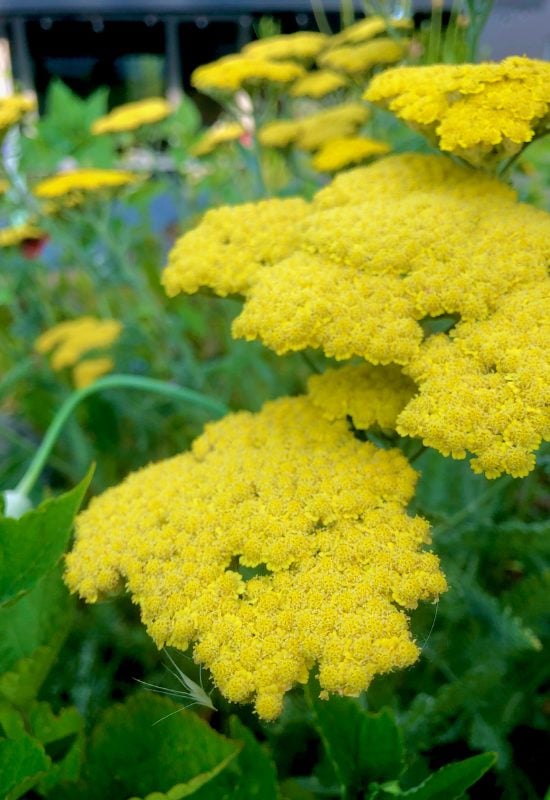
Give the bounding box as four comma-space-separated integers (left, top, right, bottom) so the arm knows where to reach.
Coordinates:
307, 691, 404, 796
0, 466, 93, 607
401, 753, 496, 799
30, 702, 84, 793
78, 693, 240, 800
0, 733, 49, 800
0, 565, 74, 706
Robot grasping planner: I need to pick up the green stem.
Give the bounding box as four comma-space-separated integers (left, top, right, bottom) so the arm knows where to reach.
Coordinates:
15, 374, 229, 497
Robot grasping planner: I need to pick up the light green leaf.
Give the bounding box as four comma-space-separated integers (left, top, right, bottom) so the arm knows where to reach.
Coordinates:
401, 753, 496, 799
0, 466, 93, 607
0, 734, 49, 800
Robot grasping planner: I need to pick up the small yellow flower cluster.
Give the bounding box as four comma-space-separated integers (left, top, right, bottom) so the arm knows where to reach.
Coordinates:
327, 15, 412, 48
191, 55, 305, 93
65, 395, 446, 719
33, 169, 137, 200
259, 102, 370, 151
91, 97, 172, 135
0, 222, 43, 248
35, 316, 122, 387
191, 121, 245, 156
242, 31, 328, 61
162, 197, 310, 298
164, 153, 550, 476
366, 56, 550, 167
289, 69, 348, 98
312, 136, 390, 172
0, 94, 36, 132
308, 364, 416, 432
319, 38, 408, 77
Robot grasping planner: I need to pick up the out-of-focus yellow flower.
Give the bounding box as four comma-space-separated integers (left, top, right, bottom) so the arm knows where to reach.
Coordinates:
327, 15, 413, 48
0, 94, 36, 132
72, 357, 115, 389
242, 31, 328, 61
192, 55, 305, 93
65, 394, 446, 720
35, 316, 122, 371
366, 56, 550, 167
0, 222, 43, 248
319, 38, 408, 76
312, 136, 390, 171
259, 102, 370, 151
290, 69, 349, 98
33, 169, 137, 199
191, 121, 245, 156
91, 97, 172, 135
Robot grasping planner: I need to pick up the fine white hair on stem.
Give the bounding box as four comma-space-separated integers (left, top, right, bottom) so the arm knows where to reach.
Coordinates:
134, 649, 217, 724
420, 599, 439, 653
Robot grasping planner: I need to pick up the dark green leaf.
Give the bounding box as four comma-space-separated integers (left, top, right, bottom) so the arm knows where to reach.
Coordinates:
0, 733, 49, 800
401, 753, 496, 799
0, 466, 93, 607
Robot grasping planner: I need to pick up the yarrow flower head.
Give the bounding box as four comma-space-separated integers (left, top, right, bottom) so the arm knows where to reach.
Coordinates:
0, 94, 36, 133
289, 69, 349, 98
65, 395, 446, 720
259, 102, 370, 152
311, 136, 390, 172
91, 97, 172, 135
0, 222, 43, 249
35, 316, 122, 387
191, 55, 305, 94
242, 31, 328, 62
365, 56, 550, 167
164, 153, 550, 477
327, 15, 413, 48
33, 169, 137, 200
191, 121, 245, 157
318, 38, 408, 77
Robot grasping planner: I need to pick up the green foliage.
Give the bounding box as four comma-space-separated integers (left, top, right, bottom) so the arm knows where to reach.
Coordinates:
0, 733, 50, 800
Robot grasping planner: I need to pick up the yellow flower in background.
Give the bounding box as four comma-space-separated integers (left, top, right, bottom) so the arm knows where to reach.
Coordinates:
259, 102, 370, 151
164, 152, 550, 477
191, 55, 304, 93
163, 197, 309, 298
34, 169, 137, 199
312, 136, 390, 171
0, 94, 36, 132
290, 69, 349, 98
366, 56, 550, 167
327, 15, 413, 48
0, 222, 43, 248
319, 38, 408, 76
91, 97, 172, 135
242, 31, 328, 61
65, 394, 446, 720
72, 357, 115, 389
35, 316, 122, 371
308, 364, 416, 432
191, 121, 245, 156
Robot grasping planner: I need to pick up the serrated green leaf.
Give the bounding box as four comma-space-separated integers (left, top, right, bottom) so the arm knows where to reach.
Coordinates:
77, 693, 240, 800
0, 466, 93, 607
401, 753, 496, 799
0, 733, 49, 800
30, 702, 84, 793
0, 565, 74, 706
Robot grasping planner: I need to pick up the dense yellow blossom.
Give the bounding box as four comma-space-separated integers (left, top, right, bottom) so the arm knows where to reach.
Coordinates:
308, 364, 416, 432
162, 197, 310, 298
0, 94, 35, 132
242, 32, 327, 61
312, 136, 390, 171
191, 55, 304, 93
290, 69, 349, 98
163, 153, 550, 476
366, 56, 550, 166
319, 38, 407, 76
35, 317, 122, 371
259, 102, 370, 151
65, 395, 446, 719
34, 169, 137, 199
91, 97, 172, 134
191, 121, 245, 156
72, 357, 115, 389
327, 15, 413, 48
0, 223, 43, 248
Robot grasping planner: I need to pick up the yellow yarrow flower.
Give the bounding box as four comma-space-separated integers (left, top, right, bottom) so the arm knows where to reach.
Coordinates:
0, 223, 43, 248
72, 357, 115, 389
35, 316, 122, 371
65, 395, 446, 720
259, 102, 370, 151
366, 56, 550, 167
33, 169, 137, 199
191, 55, 305, 93
312, 136, 390, 172
327, 15, 413, 48
290, 69, 349, 98
319, 38, 408, 76
91, 97, 172, 135
191, 121, 245, 156
0, 94, 36, 132
242, 31, 328, 61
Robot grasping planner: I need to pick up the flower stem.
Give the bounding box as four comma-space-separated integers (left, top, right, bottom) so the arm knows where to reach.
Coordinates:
15, 374, 229, 497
